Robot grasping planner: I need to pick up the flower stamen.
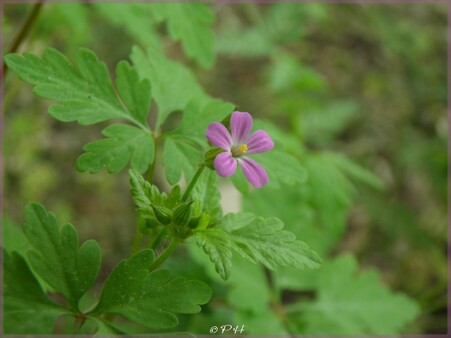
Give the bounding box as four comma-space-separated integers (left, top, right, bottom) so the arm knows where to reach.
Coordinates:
232, 144, 248, 157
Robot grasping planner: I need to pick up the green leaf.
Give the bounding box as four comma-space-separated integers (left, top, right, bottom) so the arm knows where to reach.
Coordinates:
296, 254, 420, 334
194, 212, 321, 280
194, 228, 232, 280
299, 100, 359, 144
3, 217, 53, 291
253, 119, 305, 158
227, 256, 271, 312
216, 27, 275, 57
255, 147, 308, 189
235, 309, 288, 334
268, 51, 326, 93
327, 152, 384, 190
192, 169, 222, 222
221, 212, 322, 271
94, 4, 162, 53
3, 217, 29, 255
115, 60, 151, 127
4, 251, 68, 334
162, 97, 235, 185
129, 168, 155, 214
5, 48, 153, 176
91, 318, 125, 335
77, 124, 154, 174
175, 97, 235, 142
304, 152, 370, 218
92, 249, 212, 329
228, 256, 288, 334
162, 135, 202, 185
4, 48, 147, 129
242, 185, 334, 259
130, 45, 207, 127
151, 3, 215, 67
242, 152, 383, 260
48, 4, 89, 44
23, 203, 101, 310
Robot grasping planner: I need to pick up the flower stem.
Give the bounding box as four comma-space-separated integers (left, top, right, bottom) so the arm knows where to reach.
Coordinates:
3, 2, 44, 77
147, 227, 166, 249
149, 239, 179, 271
182, 164, 205, 202
146, 135, 159, 182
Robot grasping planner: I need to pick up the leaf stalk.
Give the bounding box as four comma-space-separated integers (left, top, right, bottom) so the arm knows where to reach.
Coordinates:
149, 239, 179, 271
182, 164, 206, 202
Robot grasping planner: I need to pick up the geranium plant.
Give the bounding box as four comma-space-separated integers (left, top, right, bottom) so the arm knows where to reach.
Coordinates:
3, 2, 424, 335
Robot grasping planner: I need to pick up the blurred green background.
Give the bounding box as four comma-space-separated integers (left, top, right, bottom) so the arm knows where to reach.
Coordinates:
3, 2, 447, 334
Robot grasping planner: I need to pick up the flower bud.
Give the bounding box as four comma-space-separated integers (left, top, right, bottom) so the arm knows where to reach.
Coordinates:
207, 112, 235, 147
220, 112, 234, 130
151, 205, 172, 225
172, 200, 193, 226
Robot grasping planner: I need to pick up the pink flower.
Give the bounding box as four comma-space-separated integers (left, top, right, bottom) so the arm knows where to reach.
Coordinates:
206, 111, 274, 188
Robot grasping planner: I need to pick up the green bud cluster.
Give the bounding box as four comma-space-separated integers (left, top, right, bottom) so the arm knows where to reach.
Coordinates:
151, 205, 172, 225
141, 192, 208, 240
172, 200, 193, 226
130, 170, 213, 241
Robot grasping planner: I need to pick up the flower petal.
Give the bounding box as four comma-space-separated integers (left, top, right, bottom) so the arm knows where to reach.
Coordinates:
206, 122, 233, 150
238, 157, 268, 188
230, 111, 253, 145
214, 152, 237, 177
246, 130, 275, 154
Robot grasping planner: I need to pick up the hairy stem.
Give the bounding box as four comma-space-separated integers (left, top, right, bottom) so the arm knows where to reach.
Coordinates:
149, 239, 179, 271
147, 135, 159, 182
147, 227, 166, 249
130, 222, 143, 255
182, 164, 205, 202
3, 2, 44, 77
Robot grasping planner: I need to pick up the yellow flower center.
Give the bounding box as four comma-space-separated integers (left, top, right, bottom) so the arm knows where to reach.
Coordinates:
232, 144, 248, 157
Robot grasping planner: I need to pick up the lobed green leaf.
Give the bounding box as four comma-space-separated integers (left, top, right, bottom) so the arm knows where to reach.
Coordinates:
222, 212, 322, 270
192, 169, 222, 222
194, 228, 232, 280
194, 212, 321, 280
5, 48, 148, 128
92, 249, 212, 329
115, 60, 152, 127
94, 4, 162, 52
298, 254, 421, 334
130, 46, 206, 128
150, 3, 215, 68
162, 98, 235, 185
77, 124, 154, 174
23, 203, 101, 310
4, 251, 68, 334
5, 48, 154, 175
162, 136, 202, 185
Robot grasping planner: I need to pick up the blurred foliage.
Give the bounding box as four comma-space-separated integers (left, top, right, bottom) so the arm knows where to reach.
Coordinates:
3, 2, 447, 335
